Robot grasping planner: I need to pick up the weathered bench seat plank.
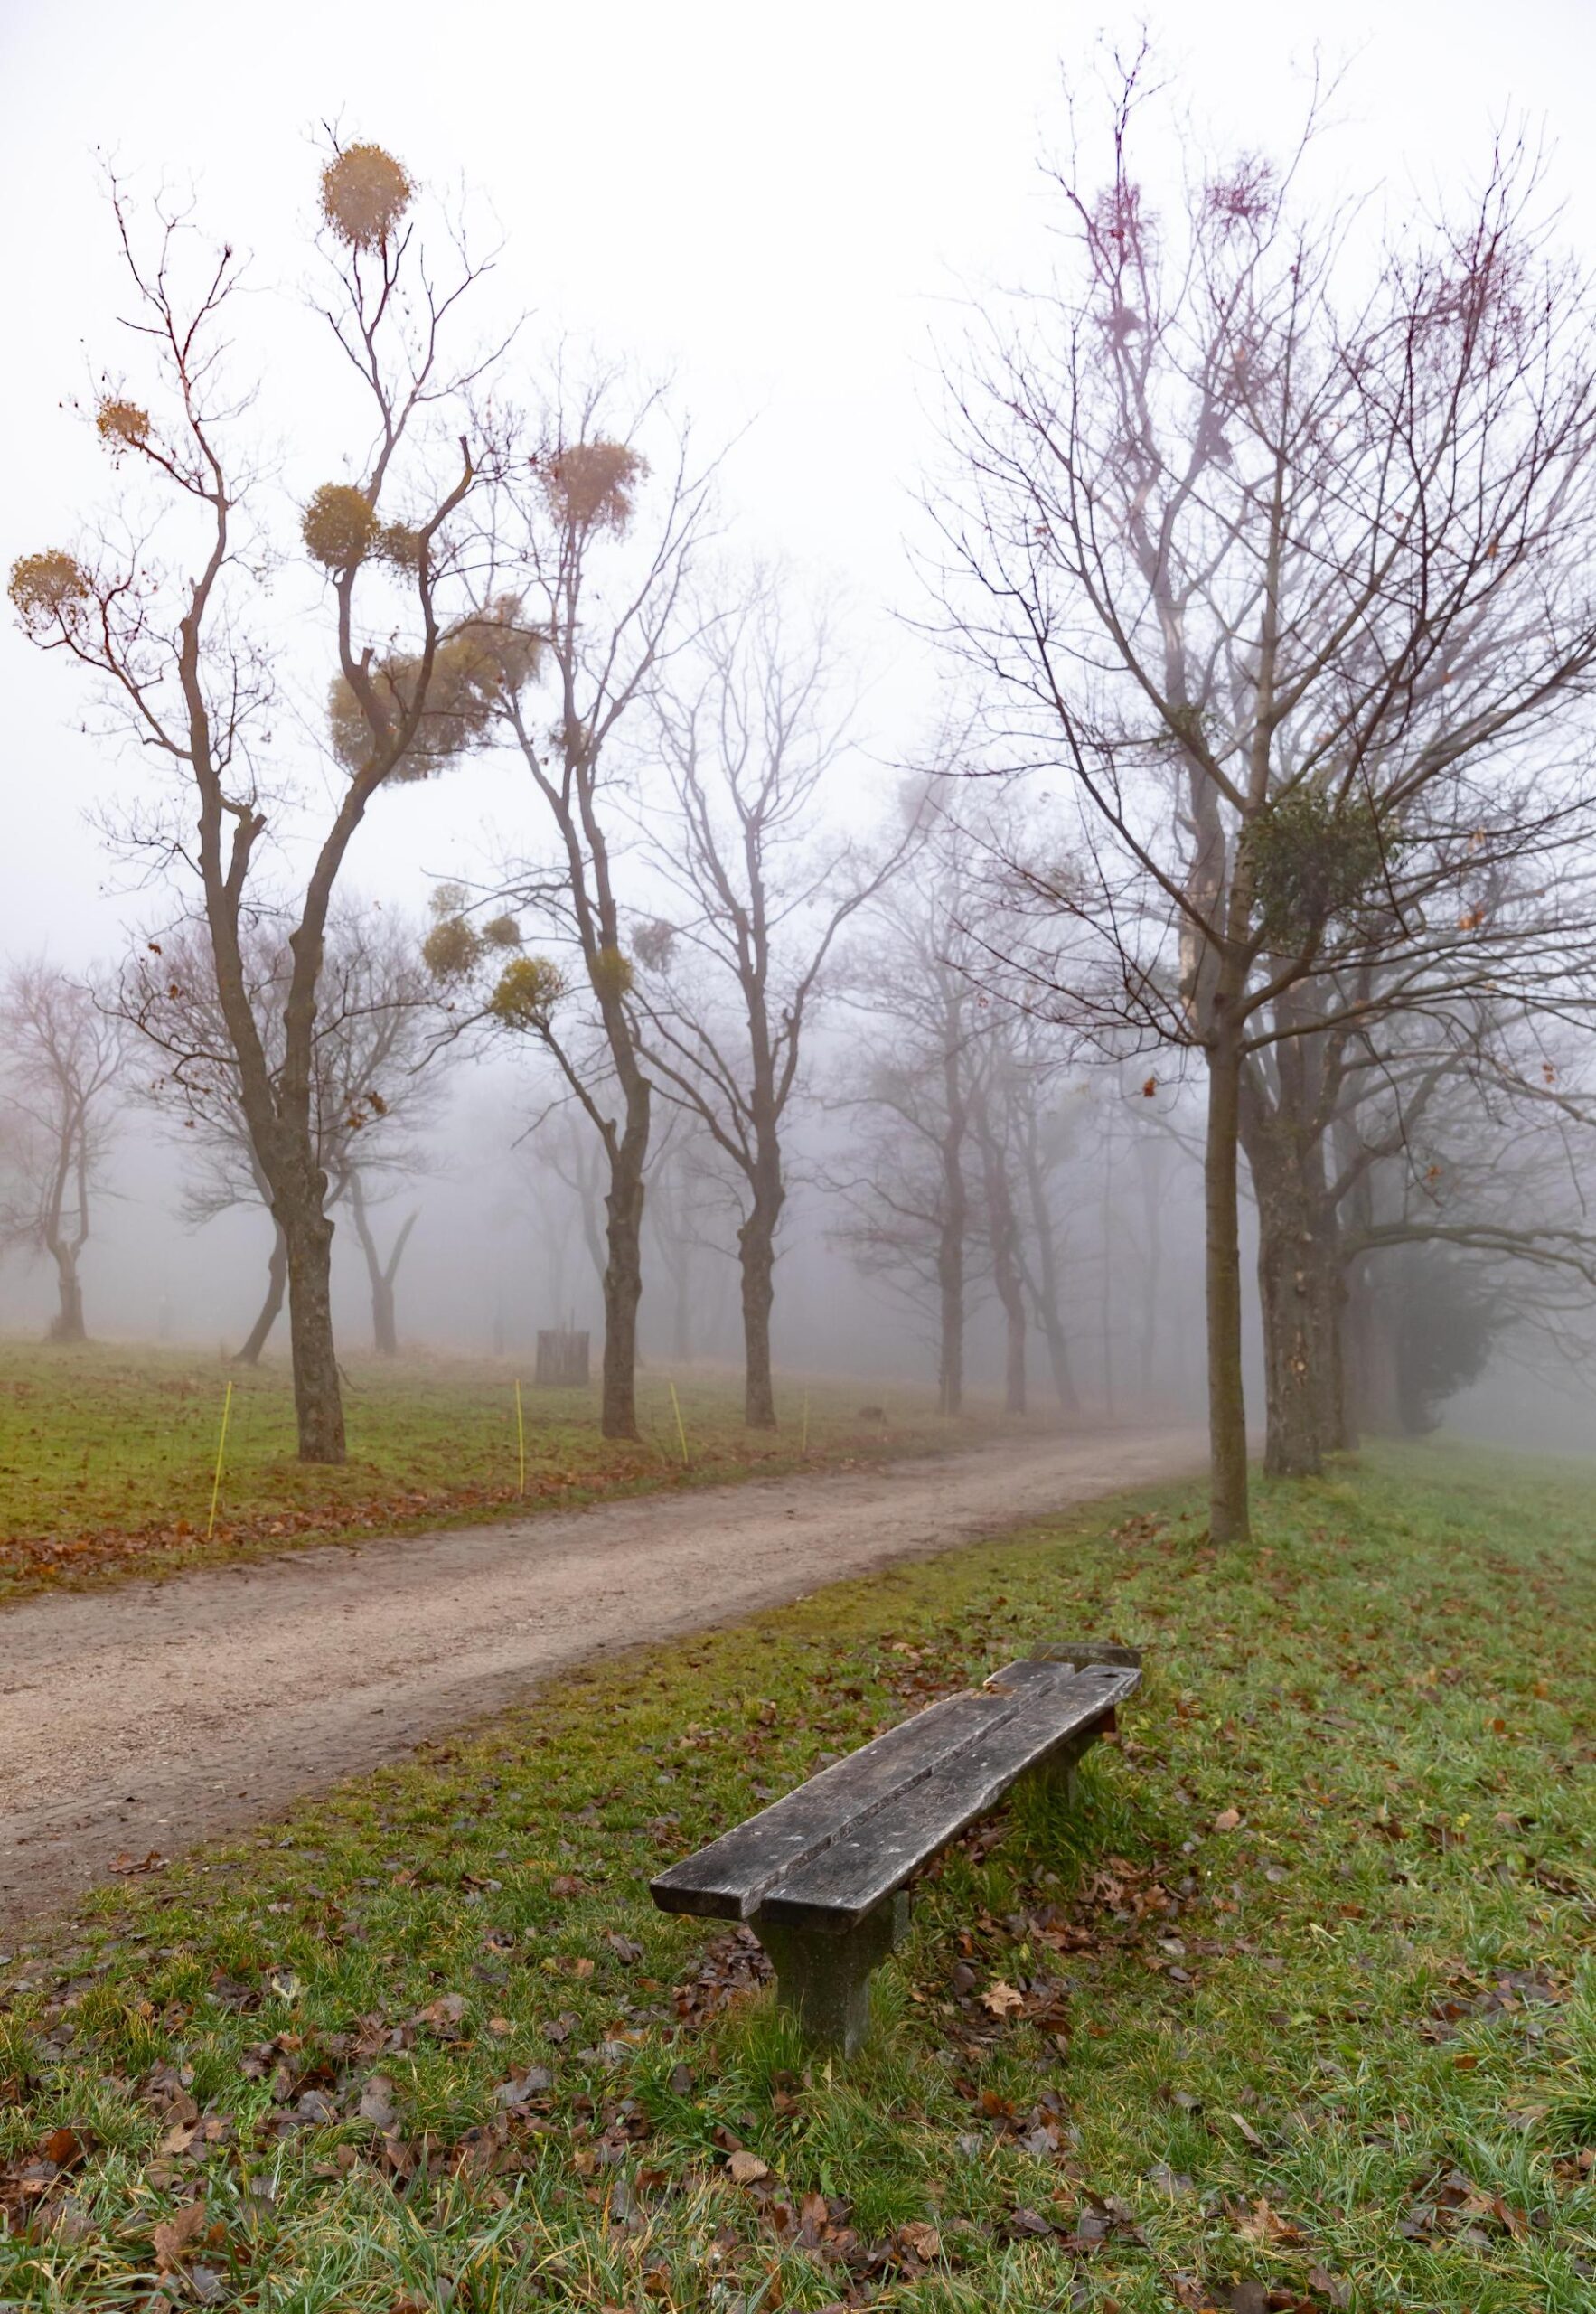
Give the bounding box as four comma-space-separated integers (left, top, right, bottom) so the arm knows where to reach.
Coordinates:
649, 1686, 1003, 1923
754, 1660, 1133, 1931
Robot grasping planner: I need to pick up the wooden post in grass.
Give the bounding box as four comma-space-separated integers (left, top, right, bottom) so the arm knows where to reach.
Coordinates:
669, 1382, 690, 1467
206, 1380, 234, 1541
802, 1392, 811, 1457
515, 1378, 526, 1497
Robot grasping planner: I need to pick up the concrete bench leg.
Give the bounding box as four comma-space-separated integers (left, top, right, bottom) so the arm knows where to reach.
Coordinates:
1028, 1726, 1099, 1809
756, 1893, 909, 2056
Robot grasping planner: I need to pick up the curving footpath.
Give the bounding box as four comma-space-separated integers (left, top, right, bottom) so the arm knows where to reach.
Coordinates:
0, 1425, 1204, 1934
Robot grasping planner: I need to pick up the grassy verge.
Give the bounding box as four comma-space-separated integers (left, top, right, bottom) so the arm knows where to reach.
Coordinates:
0, 1344, 1010, 1604
2, 1442, 1593, 2310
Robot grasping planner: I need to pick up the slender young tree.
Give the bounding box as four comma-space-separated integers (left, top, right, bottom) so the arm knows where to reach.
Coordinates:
931, 61, 1596, 1535
0, 963, 124, 1342
10, 140, 504, 1458
431, 379, 716, 1438
633, 578, 911, 1427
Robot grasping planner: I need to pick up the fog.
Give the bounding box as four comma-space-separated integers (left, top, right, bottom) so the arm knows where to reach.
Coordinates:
4, 0, 1596, 1465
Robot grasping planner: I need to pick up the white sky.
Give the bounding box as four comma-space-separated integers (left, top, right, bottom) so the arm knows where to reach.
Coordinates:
5, 0, 1596, 965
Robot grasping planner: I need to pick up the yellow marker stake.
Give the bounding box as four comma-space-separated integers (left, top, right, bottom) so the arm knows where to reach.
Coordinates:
515, 1378, 526, 1497
206, 1379, 234, 1541
669, 1381, 690, 1467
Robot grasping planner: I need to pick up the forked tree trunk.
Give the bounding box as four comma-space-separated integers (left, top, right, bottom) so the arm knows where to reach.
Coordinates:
47, 1243, 87, 1343
234, 1223, 287, 1366
1204, 1025, 1251, 1543
347, 1173, 418, 1357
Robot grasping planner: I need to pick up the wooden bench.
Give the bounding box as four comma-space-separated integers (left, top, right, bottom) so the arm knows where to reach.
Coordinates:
650, 1641, 1141, 2054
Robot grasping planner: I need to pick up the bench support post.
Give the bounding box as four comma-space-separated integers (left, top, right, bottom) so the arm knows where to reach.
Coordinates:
1028, 1725, 1100, 1810
756, 1892, 909, 2057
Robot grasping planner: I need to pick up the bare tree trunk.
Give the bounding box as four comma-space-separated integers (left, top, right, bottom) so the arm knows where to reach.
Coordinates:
600, 1078, 650, 1440
346, 1173, 418, 1358
1018, 1128, 1079, 1416
739, 1199, 780, 1431
234, 1223, 288, 1366
1134, 1141, 1166, 1402
934, 1034, 969, 1416
1242, 1119, 1337, 1479
47, 1243, 87, 1343
977, 1109, 1027, 1416
671, 1248, 692, 1364
1205, 1027, 1251, 1543
278, 1186, 344, 1462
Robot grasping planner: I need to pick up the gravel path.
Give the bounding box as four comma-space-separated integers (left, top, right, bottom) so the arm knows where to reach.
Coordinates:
0, 1425, 1203, 1933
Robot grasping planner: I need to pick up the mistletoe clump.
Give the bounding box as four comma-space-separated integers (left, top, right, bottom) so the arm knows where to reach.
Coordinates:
1247, 785, 1393, 941
487, 955, 566, 1030
421, 916, 482, 983
95, 398, 152, 453
320, 143, 413, 252
543, 442, 646, 536
324, 599, 539, 780
587, 944, 635, 1004
8, 550, 92, 636
302, 484, 380, 572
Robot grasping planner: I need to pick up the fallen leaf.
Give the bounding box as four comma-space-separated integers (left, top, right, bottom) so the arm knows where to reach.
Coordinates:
980, 1980, 1026, 2018
413, 1992, 466, 2035
1212, 1809, 1242, 1833
1306, 2267, 1351, 2309
728, 2149, 769, 2185
898, 2219, 942, 2260
357, 2074, 397, 2129
152, 2199, 210, 2272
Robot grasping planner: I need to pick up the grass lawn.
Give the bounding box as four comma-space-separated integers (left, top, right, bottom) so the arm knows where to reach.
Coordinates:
0, 1342, 1000, 1603
2, 1442, 1593, 2310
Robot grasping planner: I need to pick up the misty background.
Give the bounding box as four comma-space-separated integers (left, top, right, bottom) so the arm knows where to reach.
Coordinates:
3, 0, 1594, 1452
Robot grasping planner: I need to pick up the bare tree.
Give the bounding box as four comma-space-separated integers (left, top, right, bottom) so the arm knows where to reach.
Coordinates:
121, 903, 446, 1361
832, 829, 992, 1413
632, 578, 912, 1426
10, 139, 507, 1457
0, 962, 124, 1341
427, 377, 716, 1438
930, 60, 1596, 1535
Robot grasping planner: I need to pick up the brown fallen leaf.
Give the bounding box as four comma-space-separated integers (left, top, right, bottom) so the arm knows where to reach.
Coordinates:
1212, 1809, 1242, 1834
1230, 2196, 1303, 2244
413, 1993, 466, 2036
980, 1980, 1026, 2018
1306, 2266, 1351, 2309
898, 2218, 942, 2260
152, 2198, 210, 2272
728, 2149, 769, 2185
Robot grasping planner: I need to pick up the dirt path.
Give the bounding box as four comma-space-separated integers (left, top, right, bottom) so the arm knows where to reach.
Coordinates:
0, 1425, 1203, 1936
